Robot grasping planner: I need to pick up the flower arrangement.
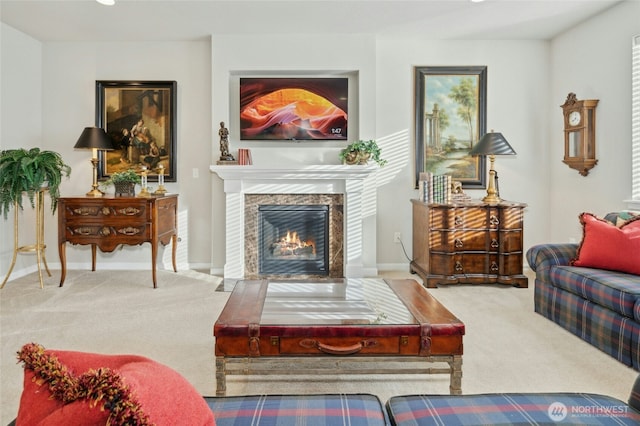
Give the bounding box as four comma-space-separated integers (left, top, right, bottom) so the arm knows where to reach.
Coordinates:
102, 169, 142, 186
101, 169, 141, 196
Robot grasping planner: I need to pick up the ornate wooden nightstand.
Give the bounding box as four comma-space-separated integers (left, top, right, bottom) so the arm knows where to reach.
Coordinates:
58, 194, 178, 288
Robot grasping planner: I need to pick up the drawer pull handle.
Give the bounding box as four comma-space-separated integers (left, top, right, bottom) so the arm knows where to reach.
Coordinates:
117, 207, 141, 216
73, 227, 93, 236
491, 239, 499, 248
491, 261, 499, 272
454, 216, 463, 226
490, 215, 499, 226
118, 227, 141, 236
454, 238, 463, 248
455, 261, 463, 272
73, 207, 98, 216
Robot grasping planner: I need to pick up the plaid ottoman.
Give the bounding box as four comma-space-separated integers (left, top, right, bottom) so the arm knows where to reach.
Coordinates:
206, 393, 389, 426
386, 393, 640, 425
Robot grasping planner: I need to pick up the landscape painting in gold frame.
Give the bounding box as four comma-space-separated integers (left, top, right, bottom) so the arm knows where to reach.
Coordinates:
414, 66, 486, 189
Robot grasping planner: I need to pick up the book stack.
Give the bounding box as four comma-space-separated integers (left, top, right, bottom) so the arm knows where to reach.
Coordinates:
418, 172, 452, 204
238, 148, 253, 165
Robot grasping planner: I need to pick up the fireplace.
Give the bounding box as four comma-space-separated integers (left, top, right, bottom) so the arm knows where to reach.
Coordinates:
259, 205, 329, 276
209, 164, 378, 281
245, 193, 343, 279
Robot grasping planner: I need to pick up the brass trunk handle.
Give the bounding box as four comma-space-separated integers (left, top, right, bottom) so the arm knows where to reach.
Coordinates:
299, 338, 378, 355
317, 342, 363, 355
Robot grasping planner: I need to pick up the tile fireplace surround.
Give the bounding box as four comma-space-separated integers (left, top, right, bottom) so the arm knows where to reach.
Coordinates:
210, 165, 378, 283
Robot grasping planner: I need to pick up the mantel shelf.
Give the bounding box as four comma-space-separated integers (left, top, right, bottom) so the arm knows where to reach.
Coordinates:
209, 164, 378, 181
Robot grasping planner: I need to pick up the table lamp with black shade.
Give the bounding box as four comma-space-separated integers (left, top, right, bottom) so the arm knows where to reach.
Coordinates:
74, 127, 114, 197
469, 131, 517, 205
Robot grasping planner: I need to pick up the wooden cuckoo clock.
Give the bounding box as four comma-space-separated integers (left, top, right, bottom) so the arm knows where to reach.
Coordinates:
561, 92, 599, 176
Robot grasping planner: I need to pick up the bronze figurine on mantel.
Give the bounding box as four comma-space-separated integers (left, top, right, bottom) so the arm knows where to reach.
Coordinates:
217, 121, 238, 165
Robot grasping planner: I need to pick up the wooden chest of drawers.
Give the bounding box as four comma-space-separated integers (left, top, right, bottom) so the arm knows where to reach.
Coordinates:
58, 194, 178, 288
410, 199, 527, 288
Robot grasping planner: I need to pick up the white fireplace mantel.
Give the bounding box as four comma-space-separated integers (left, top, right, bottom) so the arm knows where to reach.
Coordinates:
210, 164, 378, 280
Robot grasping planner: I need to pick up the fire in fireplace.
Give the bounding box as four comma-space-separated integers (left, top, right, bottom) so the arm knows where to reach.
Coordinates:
259, 205, 329, 276
269, 230, 316, 258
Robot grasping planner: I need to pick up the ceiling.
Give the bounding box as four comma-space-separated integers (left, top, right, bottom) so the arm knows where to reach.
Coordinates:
0, 0, 622, 42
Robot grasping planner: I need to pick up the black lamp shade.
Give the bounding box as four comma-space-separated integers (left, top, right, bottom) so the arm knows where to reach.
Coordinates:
469, 132, 516, 156
74, 127, 114, 150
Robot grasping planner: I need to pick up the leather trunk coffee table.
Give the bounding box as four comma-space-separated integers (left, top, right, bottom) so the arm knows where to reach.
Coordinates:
213, 278, 464, 396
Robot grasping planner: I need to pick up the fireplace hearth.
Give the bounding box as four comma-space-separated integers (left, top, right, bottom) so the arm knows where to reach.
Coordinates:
259, 205, 329, 276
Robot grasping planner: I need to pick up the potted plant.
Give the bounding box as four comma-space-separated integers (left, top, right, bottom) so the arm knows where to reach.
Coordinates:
0, 148, 71, 218
102, 169, 141, 197
339, 139, 387, 166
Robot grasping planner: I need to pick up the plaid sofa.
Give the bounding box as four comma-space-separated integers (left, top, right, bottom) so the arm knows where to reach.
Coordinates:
205, 393, 390, 425
386, 374, 640, 425
526, 227, 640, 371
205, 375, 640, 425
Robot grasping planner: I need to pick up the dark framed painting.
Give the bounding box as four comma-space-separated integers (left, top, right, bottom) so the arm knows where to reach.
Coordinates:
414, 66, 487, 189
96, 80, 177, 182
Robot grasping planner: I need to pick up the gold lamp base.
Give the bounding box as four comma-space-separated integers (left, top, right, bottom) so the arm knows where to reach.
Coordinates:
85, 156, 104, 197
481, 192, 502, 205
86, 188, 104, 197
482, 155, 502, 205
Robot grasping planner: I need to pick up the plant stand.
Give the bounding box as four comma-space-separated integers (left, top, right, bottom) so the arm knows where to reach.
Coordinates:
1, 190, 51, 289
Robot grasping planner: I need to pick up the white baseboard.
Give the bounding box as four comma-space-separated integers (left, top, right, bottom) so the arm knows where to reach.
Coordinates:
376, 263, 411, 272
4, 262, 530, 283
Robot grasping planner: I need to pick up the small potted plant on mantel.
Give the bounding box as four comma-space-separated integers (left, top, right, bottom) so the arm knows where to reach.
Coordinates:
0, 147, 71, 218
101, 169, 141, 197
339, 139, 387, 166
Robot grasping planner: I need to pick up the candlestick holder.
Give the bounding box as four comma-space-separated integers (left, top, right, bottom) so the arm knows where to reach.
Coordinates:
154, 165, 167, 195
138, 166, 151, 197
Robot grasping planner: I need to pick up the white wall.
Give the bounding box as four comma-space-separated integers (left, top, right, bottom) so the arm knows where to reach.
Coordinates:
46, 40, 212, 271
0, 35, 212, 279
374, 39, 551, 268
1, 0, 638, 279
0, 23, 43, 279
208, 35, 553, 274
548, 0, 640, 242
210, 34, 380, 274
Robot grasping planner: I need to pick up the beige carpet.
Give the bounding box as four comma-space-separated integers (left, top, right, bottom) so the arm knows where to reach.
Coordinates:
1, 269, 636, 424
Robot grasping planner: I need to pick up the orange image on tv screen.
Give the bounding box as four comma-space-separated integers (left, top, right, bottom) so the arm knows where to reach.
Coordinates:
240, 78, 348, 140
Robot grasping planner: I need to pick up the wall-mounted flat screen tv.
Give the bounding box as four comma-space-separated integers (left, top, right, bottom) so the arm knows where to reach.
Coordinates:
239, 77, 348, 141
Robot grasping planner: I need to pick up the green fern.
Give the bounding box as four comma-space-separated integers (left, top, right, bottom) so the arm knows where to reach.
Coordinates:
0, 148, 71, 218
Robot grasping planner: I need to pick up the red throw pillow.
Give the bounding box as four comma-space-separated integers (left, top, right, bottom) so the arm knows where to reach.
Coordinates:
16, 343, 215, 425
571, 212, 640, 275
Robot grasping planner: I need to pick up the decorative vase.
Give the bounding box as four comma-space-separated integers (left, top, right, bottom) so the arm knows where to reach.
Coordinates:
343, 151, 359, 165
357, 152, 370, 165
344, 151, 372, 165
114, 182, 135, 197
